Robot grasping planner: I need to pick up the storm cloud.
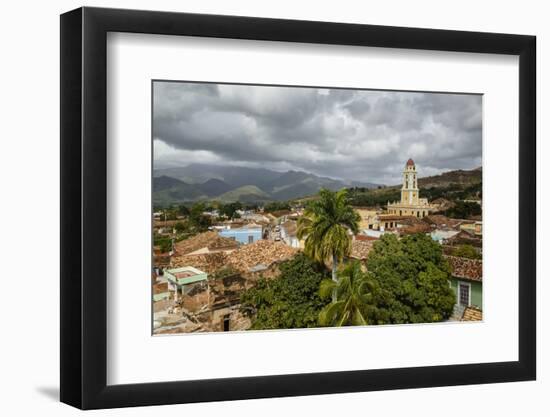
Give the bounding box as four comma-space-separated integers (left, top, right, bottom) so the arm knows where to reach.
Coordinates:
153, 81, 482, 185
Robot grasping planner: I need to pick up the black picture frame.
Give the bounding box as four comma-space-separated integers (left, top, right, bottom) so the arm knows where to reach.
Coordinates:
60, 6, 536, 410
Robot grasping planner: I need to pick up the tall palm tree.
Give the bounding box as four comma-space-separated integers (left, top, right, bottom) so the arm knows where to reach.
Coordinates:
297, 188, 360, 301
318, 261, 374, 326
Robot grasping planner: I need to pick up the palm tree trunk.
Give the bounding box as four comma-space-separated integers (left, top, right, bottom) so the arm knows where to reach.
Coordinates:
332, 253, 338, 303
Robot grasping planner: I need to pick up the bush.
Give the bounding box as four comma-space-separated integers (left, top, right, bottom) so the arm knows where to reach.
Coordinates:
240, 254, 330, 329
452, 244, 481, 259
366, 234, 455, 324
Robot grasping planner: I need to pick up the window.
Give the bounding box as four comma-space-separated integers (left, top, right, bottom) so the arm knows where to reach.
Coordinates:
223, 314, 230, 332
248, 235, 254, 244
459, 283, 470, 306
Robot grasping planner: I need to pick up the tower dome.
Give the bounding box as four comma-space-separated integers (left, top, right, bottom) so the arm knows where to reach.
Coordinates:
406, 158, 415, 167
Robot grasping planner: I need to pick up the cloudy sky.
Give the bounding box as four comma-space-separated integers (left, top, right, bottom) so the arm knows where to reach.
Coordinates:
153, 81, 482, 185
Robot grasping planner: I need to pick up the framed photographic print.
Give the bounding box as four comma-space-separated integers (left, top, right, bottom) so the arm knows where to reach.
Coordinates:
60, 6, 536, 409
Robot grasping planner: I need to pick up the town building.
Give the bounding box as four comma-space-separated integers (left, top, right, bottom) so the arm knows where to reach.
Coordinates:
164, 266, 208, 301
445, 255, 483, 320
387, 158, 433, 218
154, 239, 298, 334
280, 220, 304, 248
355, 207, 381, 230
219, 223, 263, 245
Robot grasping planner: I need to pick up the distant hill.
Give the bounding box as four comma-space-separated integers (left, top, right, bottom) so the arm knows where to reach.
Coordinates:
153, 175, 187, 192
153, 164, 282, 187
217, 185, 272, 203
417, 167, 482, 188
152, 176, 207, 205
152, 164, 380, 205
197, 178, 232, 197
346, 167, 482, 208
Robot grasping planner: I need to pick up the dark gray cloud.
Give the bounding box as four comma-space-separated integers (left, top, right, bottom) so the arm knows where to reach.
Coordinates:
153, 81, 482, 185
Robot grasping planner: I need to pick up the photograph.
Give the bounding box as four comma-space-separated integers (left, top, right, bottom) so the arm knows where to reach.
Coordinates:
151, 81, 483, 335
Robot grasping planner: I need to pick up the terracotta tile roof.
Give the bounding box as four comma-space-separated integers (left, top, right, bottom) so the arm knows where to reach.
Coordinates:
153, 282, 169, 295
269, 210, 292, 218
399, 223, 432, 235
172, 239, 298, 274
444, 255, 482, 282
378, 215, 415, 221
171, 252, 229, 274
154, 254, 171, 267
461, 306, 483, 321
355, 234, 378, 241
445, 230, 483, 247
350, 240, 374, 260
226, 240, 298, 272
173, 231, 239, 256
423, 215, 460, 228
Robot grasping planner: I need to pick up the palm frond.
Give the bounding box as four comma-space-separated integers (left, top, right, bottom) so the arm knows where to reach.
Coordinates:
319, 301, 346, 326
319, 279, 337, 299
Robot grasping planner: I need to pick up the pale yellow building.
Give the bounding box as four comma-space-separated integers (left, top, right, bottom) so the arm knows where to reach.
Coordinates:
355, 207, 382, 230
387, 158, 433, 218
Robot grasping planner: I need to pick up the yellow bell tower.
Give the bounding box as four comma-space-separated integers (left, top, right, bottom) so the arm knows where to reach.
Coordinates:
401, 158, 419, 205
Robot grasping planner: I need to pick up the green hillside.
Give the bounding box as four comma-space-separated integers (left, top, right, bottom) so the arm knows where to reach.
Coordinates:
217, 185, 272, 203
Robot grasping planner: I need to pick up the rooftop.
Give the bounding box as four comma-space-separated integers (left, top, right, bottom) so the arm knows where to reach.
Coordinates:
165, 266, 208, 285
173, 231, 239, 256
171, 252, 229, 274
444, 255, 482, 281
269, 210, 292, 218
171, 239, 299, 275
461, 306, 483, 321
350, 240, 375, 260
153, 282, 169, 295
226, 240, 298, 272
378, 214, 415, 221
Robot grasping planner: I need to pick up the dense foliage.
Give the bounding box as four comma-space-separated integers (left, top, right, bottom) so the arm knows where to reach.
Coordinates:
240, 254, 330, 329
219, 201, 243, 219
153, 235, 172, 253
452, 244, 482, 259
188, 202, 212, 231
346, 187, 400, 207
444, 201, 482, 219
365, 234, 455, 324
263, 201, 291, 213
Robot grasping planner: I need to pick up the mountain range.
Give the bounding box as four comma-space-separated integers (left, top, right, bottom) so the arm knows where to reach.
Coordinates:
153, 164, 380, 205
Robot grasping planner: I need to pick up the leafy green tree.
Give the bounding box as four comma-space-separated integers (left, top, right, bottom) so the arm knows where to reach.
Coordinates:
174, 221, 186, 233
445, 201, 481, 219
240, 254, 330, 329
153, 236, 172, 253
219, 202, 243, 219
263, 201, 291, 213
318, 261, 374, 326
366, 233, 455, 324
189, 202, 211, 230
297, 188, 360, 301
177, 205, 190, 216
452, 244, 481, 259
